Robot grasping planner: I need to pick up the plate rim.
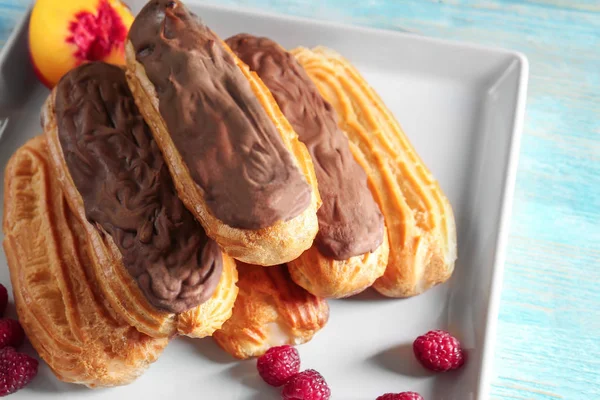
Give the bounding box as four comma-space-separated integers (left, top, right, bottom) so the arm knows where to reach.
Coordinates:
474, 53, 529, 399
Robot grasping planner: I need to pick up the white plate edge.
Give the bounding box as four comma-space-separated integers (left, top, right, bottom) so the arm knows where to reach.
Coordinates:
475, 53, 529, 400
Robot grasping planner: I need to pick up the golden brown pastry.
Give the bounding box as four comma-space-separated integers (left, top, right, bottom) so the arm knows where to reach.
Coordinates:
226, 34, 389, 299
42, 62, 238, 338
213, 263, 329, 359
2, 136, 168, 387
124, 0, 320, 266
293, 47, 458, 298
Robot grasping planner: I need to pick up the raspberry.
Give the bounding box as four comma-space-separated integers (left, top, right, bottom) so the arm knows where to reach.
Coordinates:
0, 319, 25, 349
257, 345, 300, 387
413, 330, 465, 372
282, 369, 331, 400
377, 392, 424, 400
0, 285, 7, 317
0, 347, 38, 396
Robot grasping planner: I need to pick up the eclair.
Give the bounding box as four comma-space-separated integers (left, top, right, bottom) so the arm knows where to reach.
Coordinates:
226, 34, 389, 298
42, 62, 238, 338
124, 0, 320, 266
213, 263, 329, 359
3, 136, 168, 387
293, 47, 458, 297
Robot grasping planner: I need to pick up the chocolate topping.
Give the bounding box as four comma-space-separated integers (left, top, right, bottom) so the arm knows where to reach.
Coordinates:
227, 34, 385, 260
128, 0, 311, 230
55, 62, 223, 314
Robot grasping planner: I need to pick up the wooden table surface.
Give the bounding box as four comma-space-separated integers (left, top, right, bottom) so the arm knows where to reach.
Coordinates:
1, 0, 599, 399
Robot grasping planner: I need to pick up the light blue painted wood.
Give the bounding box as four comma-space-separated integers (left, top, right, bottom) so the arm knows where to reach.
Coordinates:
0, 0, 599, 398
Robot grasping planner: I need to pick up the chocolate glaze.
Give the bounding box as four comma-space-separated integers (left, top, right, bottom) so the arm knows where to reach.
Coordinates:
55, 62, 223, 314
227, 34, 384, 260
128, 0, 311, 230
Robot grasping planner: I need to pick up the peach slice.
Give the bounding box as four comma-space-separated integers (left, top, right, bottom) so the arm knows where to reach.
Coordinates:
29, 0, 134, 88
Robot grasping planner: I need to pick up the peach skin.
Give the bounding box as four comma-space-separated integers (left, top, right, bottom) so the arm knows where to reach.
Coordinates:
29, 0, 133, 88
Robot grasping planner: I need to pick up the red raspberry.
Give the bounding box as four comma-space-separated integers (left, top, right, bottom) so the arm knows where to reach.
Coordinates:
257, 345, 300, 387
0, 319, 25, 349
0, 347, 38, 396
0, 285, 7, 317
377, 392, 424, 400
413, 330, 465, 372
282, 369, 331, 400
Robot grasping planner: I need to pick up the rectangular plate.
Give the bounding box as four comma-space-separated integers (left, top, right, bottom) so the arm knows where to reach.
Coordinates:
0, 2, 528, 399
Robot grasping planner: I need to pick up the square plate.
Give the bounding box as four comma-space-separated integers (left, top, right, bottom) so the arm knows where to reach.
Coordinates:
0, 2, 528, 399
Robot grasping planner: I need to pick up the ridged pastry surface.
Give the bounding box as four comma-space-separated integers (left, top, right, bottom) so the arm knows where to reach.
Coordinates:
293, 47, 458, 297
2, 136, 168, 388
176, 254, 239, 338
124, 0, 321, 266
213, 263, 329, 359
288, 238, 389, 299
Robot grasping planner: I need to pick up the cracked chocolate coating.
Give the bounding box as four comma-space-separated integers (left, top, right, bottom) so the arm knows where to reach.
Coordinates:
55, 62, 223, 314
227, 34, 384, 260
128, 0, 311, 230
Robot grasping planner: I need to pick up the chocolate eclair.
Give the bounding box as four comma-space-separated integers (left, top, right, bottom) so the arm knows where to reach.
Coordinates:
226, 34, 389, 298
42, 62, 239, 338
125, 0, 320, 266
293, 46, 457, 298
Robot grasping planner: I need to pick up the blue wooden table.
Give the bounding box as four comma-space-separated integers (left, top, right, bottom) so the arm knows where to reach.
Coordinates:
1, 0, 599, 398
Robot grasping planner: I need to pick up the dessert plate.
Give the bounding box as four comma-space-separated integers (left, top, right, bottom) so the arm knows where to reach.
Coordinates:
0, 1, 528, 399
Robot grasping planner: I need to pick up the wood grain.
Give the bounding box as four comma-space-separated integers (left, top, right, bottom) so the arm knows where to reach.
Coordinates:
1, 0, 599, 398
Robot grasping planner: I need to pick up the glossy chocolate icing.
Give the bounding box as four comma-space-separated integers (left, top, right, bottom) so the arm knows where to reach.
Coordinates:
227, 34, 384, 260
55, 62, 222, 314
128, 0, 311, 230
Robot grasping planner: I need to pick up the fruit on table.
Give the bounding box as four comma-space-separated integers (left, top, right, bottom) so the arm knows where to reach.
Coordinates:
282, 369, 331, 400
0, 347, 38, 396
257, 345, 301, 387
0, 319, 25, 349
413, 330, 465, 372
28, 0, 134, 88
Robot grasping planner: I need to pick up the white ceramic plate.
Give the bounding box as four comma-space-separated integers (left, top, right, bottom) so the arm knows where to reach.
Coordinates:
0, 2, 528, 399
